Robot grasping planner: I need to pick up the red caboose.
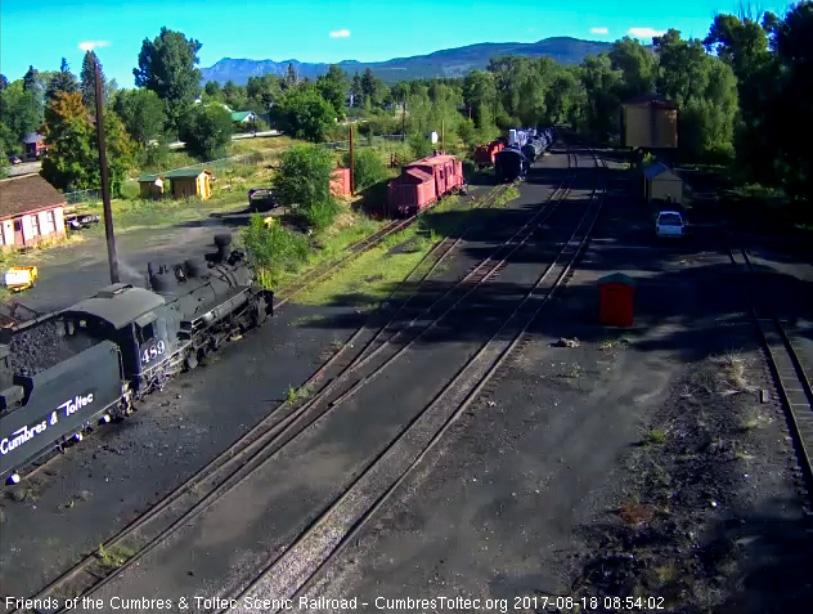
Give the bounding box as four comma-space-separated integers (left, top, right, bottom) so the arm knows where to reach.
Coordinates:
387, 153, 464, 217
473, 140, 504, 168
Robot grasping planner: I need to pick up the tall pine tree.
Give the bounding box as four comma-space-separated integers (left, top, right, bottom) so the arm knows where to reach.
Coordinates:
80, 51, 104, 109
46, 58, 78, 101
23, 66, 39, 93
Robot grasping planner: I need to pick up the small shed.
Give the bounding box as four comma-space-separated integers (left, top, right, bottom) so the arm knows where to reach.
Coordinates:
598, 273, 636, 328
330, 168, 351, 198
620, 93, 678, 150
137, 174, 166, 200
643, 162, 686, 205
164, 169, 213, 200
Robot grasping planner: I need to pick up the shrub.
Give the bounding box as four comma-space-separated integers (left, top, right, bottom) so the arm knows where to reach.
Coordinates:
274, 144, 339, 230
138, 141, 171, 172
242, 213, 309, 287
408, 132, 432, 159
303, 197, 340, 231
342, 148, 385, 192
180, 104, 234, 160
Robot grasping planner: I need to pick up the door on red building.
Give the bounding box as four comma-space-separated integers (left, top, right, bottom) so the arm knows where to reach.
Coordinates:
13, 220, 23, 246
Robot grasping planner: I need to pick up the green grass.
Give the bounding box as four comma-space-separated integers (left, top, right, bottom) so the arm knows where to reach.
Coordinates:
293, 189, 495, 308
95, 543, 136, 572
645, 428, 667, 445
79, 193, 248, 234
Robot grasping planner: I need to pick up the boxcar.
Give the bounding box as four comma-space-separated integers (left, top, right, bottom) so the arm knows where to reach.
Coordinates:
388, 153, 464, 216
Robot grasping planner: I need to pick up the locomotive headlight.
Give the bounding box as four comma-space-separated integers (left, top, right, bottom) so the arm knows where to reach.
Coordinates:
6, 473, 21, 486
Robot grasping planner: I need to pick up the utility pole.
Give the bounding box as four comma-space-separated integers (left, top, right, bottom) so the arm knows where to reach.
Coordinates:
349, 125, 355, 196
401, 98, 406, 142
95, 59, 119, 284
441, 120, 445, 153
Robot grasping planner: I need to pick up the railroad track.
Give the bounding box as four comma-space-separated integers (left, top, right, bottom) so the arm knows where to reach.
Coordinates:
273, 182, 515, 309
0, 183, 514, 493
13, 148, 577, 612
47, 147, 593, 611
8, 173, 532, 613
726, 245, 813, 503
223, 150, 606, 612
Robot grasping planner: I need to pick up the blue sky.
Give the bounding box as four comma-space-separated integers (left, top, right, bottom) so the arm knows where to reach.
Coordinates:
0, 0, 793, 87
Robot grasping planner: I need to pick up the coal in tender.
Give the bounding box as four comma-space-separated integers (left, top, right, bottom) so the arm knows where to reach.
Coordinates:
9, 319, 98, 375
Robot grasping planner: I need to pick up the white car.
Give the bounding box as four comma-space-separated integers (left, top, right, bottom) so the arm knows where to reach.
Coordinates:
655, 210, 686, 239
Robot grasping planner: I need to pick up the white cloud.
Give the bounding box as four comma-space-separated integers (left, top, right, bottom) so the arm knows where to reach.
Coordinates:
79, 40, 110, 51
627, 27, 666, 38
590, 27, 609, 35
329, 29, 351, 38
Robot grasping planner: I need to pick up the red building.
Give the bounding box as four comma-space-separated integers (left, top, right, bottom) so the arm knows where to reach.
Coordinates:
0, 175, 67, 251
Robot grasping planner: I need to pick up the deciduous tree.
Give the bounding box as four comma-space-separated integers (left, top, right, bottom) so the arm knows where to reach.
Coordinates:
134, 27, 203, 136
113, 88, 167, 146
179, 103, 233, 159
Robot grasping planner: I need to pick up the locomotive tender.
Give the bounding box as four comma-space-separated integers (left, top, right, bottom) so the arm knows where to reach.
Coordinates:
0, 234, 273, 484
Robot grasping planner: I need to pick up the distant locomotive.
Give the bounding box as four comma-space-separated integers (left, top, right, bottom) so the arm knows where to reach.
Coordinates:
0, 234, 273, 484
495, 148, 529, 183
387, 153, 466, 217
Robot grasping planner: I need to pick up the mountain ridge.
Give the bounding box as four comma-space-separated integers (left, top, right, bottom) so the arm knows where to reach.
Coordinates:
200, 36, 614, 85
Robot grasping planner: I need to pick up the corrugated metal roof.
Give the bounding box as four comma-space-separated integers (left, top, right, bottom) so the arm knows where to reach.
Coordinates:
138, 174, 163, 182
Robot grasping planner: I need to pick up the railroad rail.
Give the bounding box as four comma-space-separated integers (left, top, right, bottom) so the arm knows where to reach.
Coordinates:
273, 183, 514, 309
14, 149, 577, 612
726, 245, 813, 502
9, 176, 527, 613
224, 150, 606, 611
42, 148, 593, 610
0, 183, 513, 492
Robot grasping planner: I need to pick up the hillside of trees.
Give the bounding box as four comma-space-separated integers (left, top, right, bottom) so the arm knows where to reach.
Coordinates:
1, 2, 811, 206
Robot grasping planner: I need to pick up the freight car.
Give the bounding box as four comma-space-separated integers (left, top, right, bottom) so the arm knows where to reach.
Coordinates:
473, 140, 505, 169
0, 233, 273, 484
387, 153, 466, 217
495, 148, 529, 183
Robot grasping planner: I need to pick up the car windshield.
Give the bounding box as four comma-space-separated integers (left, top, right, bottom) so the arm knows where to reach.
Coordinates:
659, 213, 683, 226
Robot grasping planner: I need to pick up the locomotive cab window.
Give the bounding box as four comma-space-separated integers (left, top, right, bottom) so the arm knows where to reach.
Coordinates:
138, 322, 155, 343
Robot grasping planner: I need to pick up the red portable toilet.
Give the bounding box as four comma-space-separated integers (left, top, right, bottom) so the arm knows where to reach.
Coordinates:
598, 273, 636, 327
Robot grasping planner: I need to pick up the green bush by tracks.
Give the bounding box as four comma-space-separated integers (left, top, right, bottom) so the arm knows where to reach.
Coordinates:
274, 144, 339, 230
241, 214, 309, 288
342, 148, 386, 192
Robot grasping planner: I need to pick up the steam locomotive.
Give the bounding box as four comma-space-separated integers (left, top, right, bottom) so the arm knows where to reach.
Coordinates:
0, 234, 273, 484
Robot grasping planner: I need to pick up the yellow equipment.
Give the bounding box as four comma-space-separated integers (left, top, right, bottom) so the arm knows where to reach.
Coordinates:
3, 266, 39, 292
263, 216, 275, 229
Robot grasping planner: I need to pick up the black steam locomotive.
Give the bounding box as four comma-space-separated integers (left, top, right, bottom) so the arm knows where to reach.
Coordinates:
0, 234, 273, 484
